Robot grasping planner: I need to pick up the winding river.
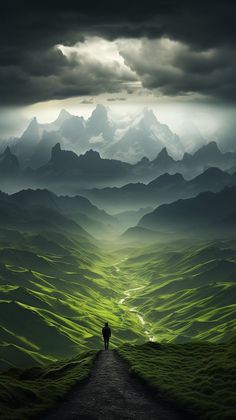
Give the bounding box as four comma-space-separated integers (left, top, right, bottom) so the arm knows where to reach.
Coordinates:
118, 286, 155, 342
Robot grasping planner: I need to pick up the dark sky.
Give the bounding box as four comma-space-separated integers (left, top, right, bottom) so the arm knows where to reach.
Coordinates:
0, 0, 235, 107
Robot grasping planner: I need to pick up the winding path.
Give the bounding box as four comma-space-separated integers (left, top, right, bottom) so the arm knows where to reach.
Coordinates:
41, 350, 183, 420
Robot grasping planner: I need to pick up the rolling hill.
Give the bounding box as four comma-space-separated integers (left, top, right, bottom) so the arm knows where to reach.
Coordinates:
118, 239, 236, 343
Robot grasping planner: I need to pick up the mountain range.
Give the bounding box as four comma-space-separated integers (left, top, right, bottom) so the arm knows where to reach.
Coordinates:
1, 105, 184, 168
137, 186, 236, 236
0, 188, 119, 238
81, 167, 236, 212
1, 138, 236, 193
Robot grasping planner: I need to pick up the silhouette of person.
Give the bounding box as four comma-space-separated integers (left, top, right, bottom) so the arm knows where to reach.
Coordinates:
102, 322, 111, 350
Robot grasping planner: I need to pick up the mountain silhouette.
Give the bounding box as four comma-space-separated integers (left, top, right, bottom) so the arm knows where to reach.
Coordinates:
0, 147, 20, 176
32, 143, 133, 188
105, 108, 183, 163
9, 188, 117, 238
54, 109, 72, 126
6, 106, 184, 168
81, 168, 236, 213
1, 131, 236, 193
138, 186, 236, 235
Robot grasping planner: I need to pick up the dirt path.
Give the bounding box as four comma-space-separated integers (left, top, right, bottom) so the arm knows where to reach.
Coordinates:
41, 350, 184, 420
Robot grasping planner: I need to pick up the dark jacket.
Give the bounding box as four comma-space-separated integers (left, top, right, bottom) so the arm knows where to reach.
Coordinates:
102, 326, 111, 339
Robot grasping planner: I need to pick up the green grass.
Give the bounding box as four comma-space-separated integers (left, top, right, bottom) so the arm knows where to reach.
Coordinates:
119, 239, 236, 343
0, 229, 236, 420
1, 232, 236, 370
0, 228, 144, 371
0, 350, 96, 420
119, 341, 236, 420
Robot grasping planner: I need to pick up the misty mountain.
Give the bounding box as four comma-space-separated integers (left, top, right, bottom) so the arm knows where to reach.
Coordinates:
0, 147, 20, 177
178, 142, 236, 178
82, 167, 236, 213
104, 108, 183, 162
1, 139, 236, 194
7, 105, 184, 168
12, 117, 41, 165
4, 105, 236, 182
31, 143, 133, 189
0, 192, 88, 237
138, 186, 236, 235
9, 188, 118, 238
132, 141, 236, 181
120, 226, 168, 244
114, 207, 153, 231
87, 103, 115, 141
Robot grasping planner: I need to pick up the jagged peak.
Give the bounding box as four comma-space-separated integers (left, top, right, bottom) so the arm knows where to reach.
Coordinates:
140, 156, 150, 164
183, 152, 192, 160
83, 149, 101, 159
139, 107, 158, 125
195, 167, 227, 179
94, 103, 107, 112
89, 104, 108, 121
51, 142, 61, 156
55, 109, 71, 124
143, 106, 156, 117
4, 146, 12, 156
158, 147, 168, 156
196, 141, 220, 154
206, 141, 219, 149
21, 117, 40, 139
28, 117, 38, 127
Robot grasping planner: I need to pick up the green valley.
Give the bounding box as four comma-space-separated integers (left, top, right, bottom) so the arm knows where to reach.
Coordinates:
0, 189, 236, 420
0, 227, 144, 372
1, 225, 236, 372
117, 239, 236, 343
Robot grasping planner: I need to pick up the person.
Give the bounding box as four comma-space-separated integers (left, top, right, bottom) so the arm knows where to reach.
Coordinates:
102, 322, 111, 350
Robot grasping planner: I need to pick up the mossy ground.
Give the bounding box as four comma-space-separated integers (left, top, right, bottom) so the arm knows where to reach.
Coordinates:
118, 341, 236, 420
0, 350, 96, 420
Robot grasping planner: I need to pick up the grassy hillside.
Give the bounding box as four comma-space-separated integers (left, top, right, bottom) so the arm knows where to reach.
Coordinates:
119, 341, 236, 420
0, 227, 143, 372
118, 239, 236, 343
0, 350, 96, 420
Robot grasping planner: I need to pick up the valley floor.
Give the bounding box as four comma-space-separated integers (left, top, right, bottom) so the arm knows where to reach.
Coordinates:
0, 236, 236, 419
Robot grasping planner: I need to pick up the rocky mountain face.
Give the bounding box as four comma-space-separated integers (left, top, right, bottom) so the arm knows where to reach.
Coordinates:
1, 138, 236, 194
8, 105, 184, 168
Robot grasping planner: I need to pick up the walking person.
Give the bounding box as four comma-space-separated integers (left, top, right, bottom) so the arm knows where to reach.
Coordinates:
102, 322, 111, 350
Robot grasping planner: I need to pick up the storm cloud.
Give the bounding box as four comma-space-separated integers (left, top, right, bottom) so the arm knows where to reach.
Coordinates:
119, 38, 236, 101
0, 0, 235, 105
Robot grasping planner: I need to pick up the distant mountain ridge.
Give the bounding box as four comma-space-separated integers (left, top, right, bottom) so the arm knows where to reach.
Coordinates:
1, 105, 184, 167
0, 188, 118, 238
137, 186, 236, 236
1, 136, 236, 193
81, 167, 236, 212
